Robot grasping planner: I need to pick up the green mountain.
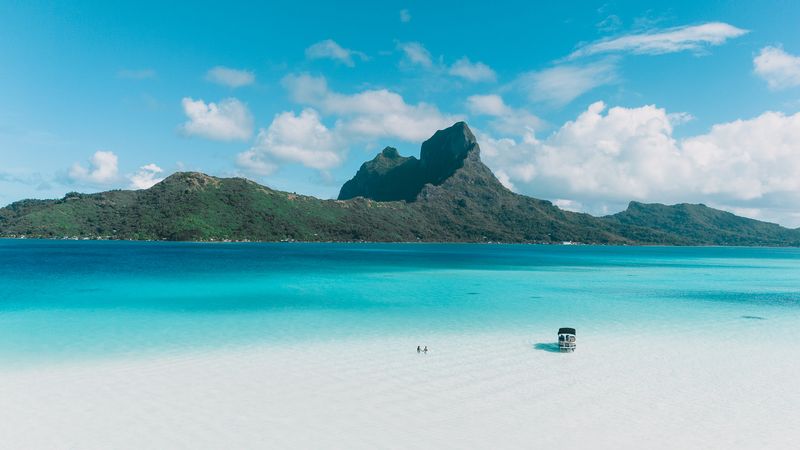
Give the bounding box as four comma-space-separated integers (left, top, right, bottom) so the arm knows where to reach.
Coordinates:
0, 173, 425, 242
1, 122, 798, 245
605, 201, 800, 246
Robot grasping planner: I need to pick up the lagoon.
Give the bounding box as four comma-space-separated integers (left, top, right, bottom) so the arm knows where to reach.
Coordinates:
1, 240, 799, 448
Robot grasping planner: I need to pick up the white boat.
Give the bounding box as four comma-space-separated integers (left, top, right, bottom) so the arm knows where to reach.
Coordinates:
558, 327, 576, 352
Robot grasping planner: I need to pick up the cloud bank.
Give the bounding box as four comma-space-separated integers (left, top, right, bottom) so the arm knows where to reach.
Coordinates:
237, 74, 461, 175
281, 73, 461, 142
479, 100, 800, 226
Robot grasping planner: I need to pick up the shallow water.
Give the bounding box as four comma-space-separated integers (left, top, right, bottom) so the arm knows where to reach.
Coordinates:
2, 240, 799, 364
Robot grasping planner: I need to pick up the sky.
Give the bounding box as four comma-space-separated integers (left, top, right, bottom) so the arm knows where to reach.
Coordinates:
2, 0, 800, 226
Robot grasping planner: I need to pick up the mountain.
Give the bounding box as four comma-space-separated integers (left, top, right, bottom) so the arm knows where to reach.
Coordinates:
338, 147, 424, 202
338, 122, 479, 202
605, 201, 800, 246
0, 173, 428, 242
1, 122, 798, 246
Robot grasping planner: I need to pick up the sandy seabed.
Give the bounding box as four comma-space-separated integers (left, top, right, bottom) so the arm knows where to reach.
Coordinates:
1, 324, 798, 450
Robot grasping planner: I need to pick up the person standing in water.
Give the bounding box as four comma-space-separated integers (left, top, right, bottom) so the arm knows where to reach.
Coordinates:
417, 345, 421, 354
423, 346, 428, 354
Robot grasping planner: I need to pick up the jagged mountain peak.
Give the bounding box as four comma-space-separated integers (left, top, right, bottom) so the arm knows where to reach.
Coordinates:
338, 122, 498, 202
419, 122, 480, 184
380, 146, 401, 158
421, 122, 478, 162
338, 146, 421, 202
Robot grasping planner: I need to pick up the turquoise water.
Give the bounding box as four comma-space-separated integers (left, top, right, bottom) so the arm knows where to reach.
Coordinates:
1, 240, 799, 363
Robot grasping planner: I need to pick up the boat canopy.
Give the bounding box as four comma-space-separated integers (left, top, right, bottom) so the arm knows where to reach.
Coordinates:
558, 328, 576, 335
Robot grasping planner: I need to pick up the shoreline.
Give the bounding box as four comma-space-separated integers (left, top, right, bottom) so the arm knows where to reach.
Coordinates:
2, 236, 800, 248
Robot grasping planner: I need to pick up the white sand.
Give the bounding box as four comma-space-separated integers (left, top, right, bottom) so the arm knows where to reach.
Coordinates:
1, 326, 798, 449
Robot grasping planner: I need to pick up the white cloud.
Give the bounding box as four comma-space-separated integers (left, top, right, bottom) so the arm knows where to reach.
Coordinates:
399, 9, 411, 23
282, 73, 461, 142
69, 154, 167, 190
205, 66, 255, 88
753, 46, 800, 90
467, 95, 511, 116
682, 111, 800, 201
236, 149, 278, 176
477, 132, 540, 192
129, 163, 164, 189
478, 101, 800, 227
466, 94, 543, 136
340, 106, 459, 143
237, 73, 462, 176
515, 61, 618, 106
237, 109, 342, 174
180, 97, 253, 141
568, 22, 748, 59
397, 42, 496, 84
398, 42, 433, 68
68, 151, 120, 185
117, 69, 156, 80
305, 40, 367, 67
448, 57, 497, 82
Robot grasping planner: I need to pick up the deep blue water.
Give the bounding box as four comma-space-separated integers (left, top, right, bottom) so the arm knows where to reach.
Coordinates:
1, 240, 799, 363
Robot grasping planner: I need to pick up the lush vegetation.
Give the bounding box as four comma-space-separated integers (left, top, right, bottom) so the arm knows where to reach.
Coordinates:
606, 201, 800, 246
2, 123, 798, 246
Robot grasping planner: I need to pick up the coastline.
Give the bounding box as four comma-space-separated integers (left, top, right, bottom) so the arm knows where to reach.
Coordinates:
5, 236, 800, 248
5, 236, 800, 249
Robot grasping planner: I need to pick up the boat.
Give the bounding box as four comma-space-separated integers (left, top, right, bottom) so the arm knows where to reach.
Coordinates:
558, 327, 576, 352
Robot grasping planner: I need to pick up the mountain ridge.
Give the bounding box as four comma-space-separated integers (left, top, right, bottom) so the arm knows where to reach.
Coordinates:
338, 122, 484, 202
1, 122, 798, 246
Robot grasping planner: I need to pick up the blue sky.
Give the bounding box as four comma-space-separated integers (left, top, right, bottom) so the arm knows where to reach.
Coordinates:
3, 1, 800, 225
